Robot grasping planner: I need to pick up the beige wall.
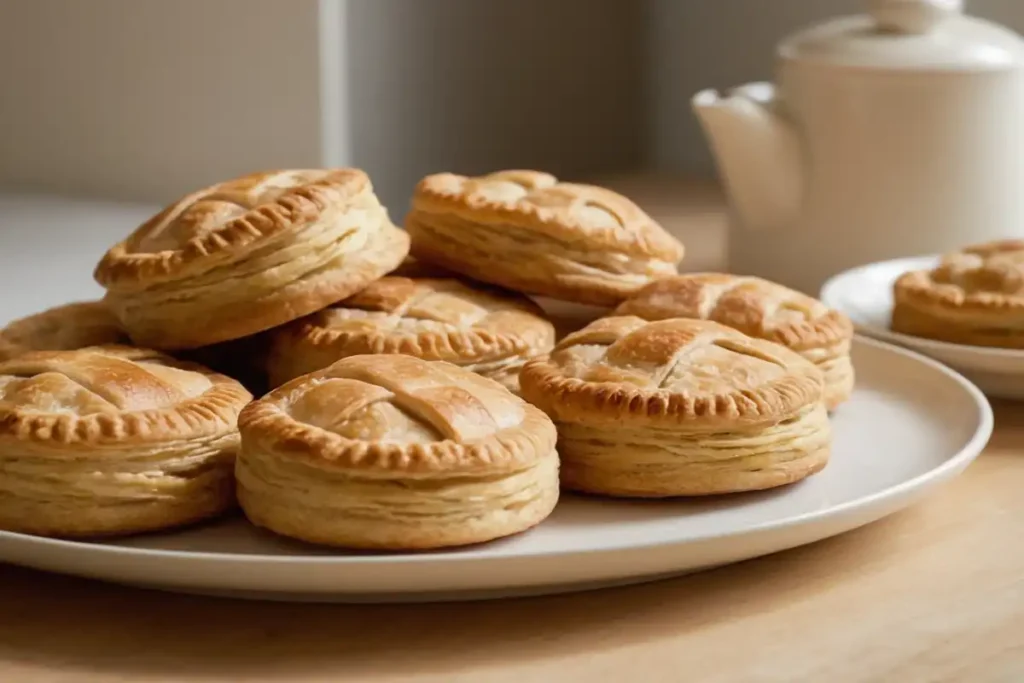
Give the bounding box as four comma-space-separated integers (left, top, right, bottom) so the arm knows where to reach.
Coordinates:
0, 0, 326, 203
6, 0, 1021, 205
649, 0, 1024, 173
343, 0, 646, 213
0, 0, 644, 210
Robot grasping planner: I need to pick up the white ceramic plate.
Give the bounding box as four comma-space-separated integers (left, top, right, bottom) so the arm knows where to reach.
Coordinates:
820, 256, 1024, 399
0, 337, 991, 603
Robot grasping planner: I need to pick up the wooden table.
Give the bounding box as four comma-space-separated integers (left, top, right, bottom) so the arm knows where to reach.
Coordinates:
0, 402, 1020, 682
1, 182, 1023, 682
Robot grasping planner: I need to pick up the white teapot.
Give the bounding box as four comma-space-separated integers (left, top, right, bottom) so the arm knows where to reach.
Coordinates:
693, 0, 1024, 295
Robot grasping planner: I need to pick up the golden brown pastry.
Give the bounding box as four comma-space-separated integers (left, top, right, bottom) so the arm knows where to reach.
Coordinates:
237, 354, 559, 549
0, 301, 127, 361
267, 276, 556, 391
893, 239, 1024, 348
519, 316, 831, 497
0, 346, 252, 537
614, 273, 854, 409
94, 169, 409, 350
406, 170, 684, 306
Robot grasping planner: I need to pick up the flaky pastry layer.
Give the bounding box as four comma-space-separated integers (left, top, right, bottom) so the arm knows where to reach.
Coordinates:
0, 432, 238, 537
408, 213, 679, 306
557, 403, 831, 497
406, 170, 683, 306
96, 169, 409, 349
236, 443, 558, 549
892, 300, 1024, 348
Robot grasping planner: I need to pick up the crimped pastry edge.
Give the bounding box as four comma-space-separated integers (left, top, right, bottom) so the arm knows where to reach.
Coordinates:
0, 345, 253, 446
238, 372, 559, 475
94, 168, 376, 287
267, 282, 556, 386
519, 351, 824, 430
612, 274, 854, 353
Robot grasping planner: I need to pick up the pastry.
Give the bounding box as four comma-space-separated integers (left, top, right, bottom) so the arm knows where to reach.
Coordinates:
94, 169, 410, 350
893, 239, 1024, 347
0, 345, 252, 537
237, 354, 559, 549
614, 273, 854, 409
267, 276, 556, 391
519, 316, 831, 497
0, 301, 127, 361
406, 170, 684, 306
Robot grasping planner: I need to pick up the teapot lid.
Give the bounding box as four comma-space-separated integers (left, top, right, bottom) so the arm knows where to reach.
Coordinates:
779, 0, 1024, 70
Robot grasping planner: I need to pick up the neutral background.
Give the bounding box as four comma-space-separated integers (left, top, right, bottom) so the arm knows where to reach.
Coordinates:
2, 0, 1024, 211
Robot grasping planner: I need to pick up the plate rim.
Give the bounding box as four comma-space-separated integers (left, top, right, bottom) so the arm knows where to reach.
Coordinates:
0, 336, 994, 568
820, 255, 1024, 360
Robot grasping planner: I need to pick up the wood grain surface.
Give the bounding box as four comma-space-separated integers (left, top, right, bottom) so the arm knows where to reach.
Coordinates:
0, 179, 1021, 682
0, 402, 1019, 682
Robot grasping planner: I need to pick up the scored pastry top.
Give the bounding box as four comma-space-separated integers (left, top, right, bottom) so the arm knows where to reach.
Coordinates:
273, 276, 555, 363
411, 170, 685, 262
614, 273, 852, 351
896, 239, 1024, 308
240, 354, 557, 474
0, 301, 127, 361
519, 316, 824, 428
95, 168, 388, 287
0, 346, 251, 444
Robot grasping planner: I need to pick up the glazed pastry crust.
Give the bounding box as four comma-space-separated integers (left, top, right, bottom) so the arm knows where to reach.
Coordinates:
614, 273, 854, 409
237, 354, 560, 549
0, 345, 252, 537
520, 316, 825, 430
893, 239, 1024, 348
0, 301, 126, 361
519, 316, 830, 497
267, 276, 556, 390
406, 170, 684, 306
94, 169, 409, 350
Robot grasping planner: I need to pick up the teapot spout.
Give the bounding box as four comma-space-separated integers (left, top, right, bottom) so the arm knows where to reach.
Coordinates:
692, 83, 802, 232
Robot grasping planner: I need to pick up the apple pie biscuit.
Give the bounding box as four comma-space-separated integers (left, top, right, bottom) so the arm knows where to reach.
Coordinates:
406, 170, 684, 306
893, 239, 1024, 348
94, 169, 409, 350
615, 273, 854, 409
237, 354, 559, 549
519, 316, 831, 497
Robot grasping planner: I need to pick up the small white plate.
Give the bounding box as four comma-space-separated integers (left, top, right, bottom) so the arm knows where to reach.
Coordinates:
0, 338, 992, 603
820, 256, 1024, 399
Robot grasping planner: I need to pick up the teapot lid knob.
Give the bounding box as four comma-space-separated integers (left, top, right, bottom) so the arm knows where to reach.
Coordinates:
868, 0, 963, 34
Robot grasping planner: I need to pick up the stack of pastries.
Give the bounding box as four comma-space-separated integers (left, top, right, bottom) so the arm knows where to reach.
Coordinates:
0, 168, 855, 549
